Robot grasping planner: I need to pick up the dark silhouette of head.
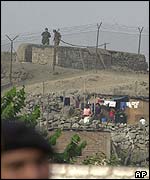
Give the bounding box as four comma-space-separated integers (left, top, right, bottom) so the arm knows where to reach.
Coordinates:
1, 120, 53, 179
85, 104, 89, 108
45, 28, 48, 31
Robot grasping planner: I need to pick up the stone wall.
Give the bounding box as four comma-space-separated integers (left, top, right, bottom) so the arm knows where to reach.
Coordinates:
17, 43, 148, 71
108, 50, 148, 71
57, 46, 111, 70
47, 124, 149, 166
49, 164, 149, 179
32, 45, 54, 65
111, 124, 149, 166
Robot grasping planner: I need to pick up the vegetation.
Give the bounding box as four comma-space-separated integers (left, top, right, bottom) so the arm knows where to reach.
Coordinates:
82, 152, 120, 166
1, 86, 40, 127
1, 86, 87, 163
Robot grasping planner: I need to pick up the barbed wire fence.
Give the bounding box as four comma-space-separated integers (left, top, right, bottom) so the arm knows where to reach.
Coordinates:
1, 22, 149, 58
1, 22, 149, 88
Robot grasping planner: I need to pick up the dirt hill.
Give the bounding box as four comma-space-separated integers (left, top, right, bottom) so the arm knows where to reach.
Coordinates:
1, 53, 149, 97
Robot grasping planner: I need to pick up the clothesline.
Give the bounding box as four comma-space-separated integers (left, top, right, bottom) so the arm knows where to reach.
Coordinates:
62, 96, 140, 109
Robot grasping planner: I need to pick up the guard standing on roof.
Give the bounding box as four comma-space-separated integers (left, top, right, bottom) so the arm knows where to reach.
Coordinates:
53, 29, 61, 46
41, 28, 51, 45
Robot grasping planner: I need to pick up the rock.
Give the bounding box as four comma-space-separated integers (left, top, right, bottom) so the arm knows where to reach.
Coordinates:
43, 112, 48, 117
92, 120, 99, 124
48, 121, 52, 125
124, 141, 131, 146
58, 124, 63, 128
137, 144, 146, 150
145, 136, 149, 141
120, 144, 129, 149
131, 151, 149, 163
138, 139, 145, 144
129, 132, 136, 139
70, 117, 77, 123
136, 135, 141, 139
63, 123, 71, 128
72, 123, 80, 129
52, 123, 58, 128
129, 139, 134, 144
130, 129, 137, 133
60, 121, 65, 124
89, 124, 96, 128
111, 128, 116, 131
112, 135, 125, 142
79, 119, 84, 125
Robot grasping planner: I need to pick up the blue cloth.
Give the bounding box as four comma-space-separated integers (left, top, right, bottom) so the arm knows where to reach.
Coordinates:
95, 106, 101, 114
64, 97, 70, 106
101, 117, 107, 122
91, 103, 95, 113
120, 102, 127, 109
81, 102, 84, 110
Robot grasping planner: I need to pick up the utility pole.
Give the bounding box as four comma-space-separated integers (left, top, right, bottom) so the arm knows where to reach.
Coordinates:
5, 35, 19, 84
104, 43, 107, 50
52, 44, 56, 73
138, 27, 144, 54
95, 22, 102, 73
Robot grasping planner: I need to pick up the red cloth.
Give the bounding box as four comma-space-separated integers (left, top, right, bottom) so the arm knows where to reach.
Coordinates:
109, 111, 115, 118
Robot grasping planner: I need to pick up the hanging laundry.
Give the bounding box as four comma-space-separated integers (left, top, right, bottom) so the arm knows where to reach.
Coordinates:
104, 100, 111, 106
131, 101, 139, 108
64, 97, 70, 106
109, 101, 116, 107
80, 102, 85, 110
91, 103, 95, 113
126, 102, 132, 108
120, 102, 127, 109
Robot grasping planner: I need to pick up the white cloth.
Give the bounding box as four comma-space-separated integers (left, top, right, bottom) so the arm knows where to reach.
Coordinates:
104, 100, 111, 106
126, 102, 132, 108
140, 118, 146, 125
109, 101, 116, 107
131, 101, 139, 108
126, 101, 139, 108
84, 116, 90, 124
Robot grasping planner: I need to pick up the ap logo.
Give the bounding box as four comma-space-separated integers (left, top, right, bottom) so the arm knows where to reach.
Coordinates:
135, 171, 147, 178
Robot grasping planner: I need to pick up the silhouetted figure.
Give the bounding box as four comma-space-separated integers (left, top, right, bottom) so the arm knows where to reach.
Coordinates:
53, 29, 61, 46
41, 28, 51, 45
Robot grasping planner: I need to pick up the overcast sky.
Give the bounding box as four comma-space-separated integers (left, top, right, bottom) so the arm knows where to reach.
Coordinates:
1, 1, 149, 63
1, 1, 149, 36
